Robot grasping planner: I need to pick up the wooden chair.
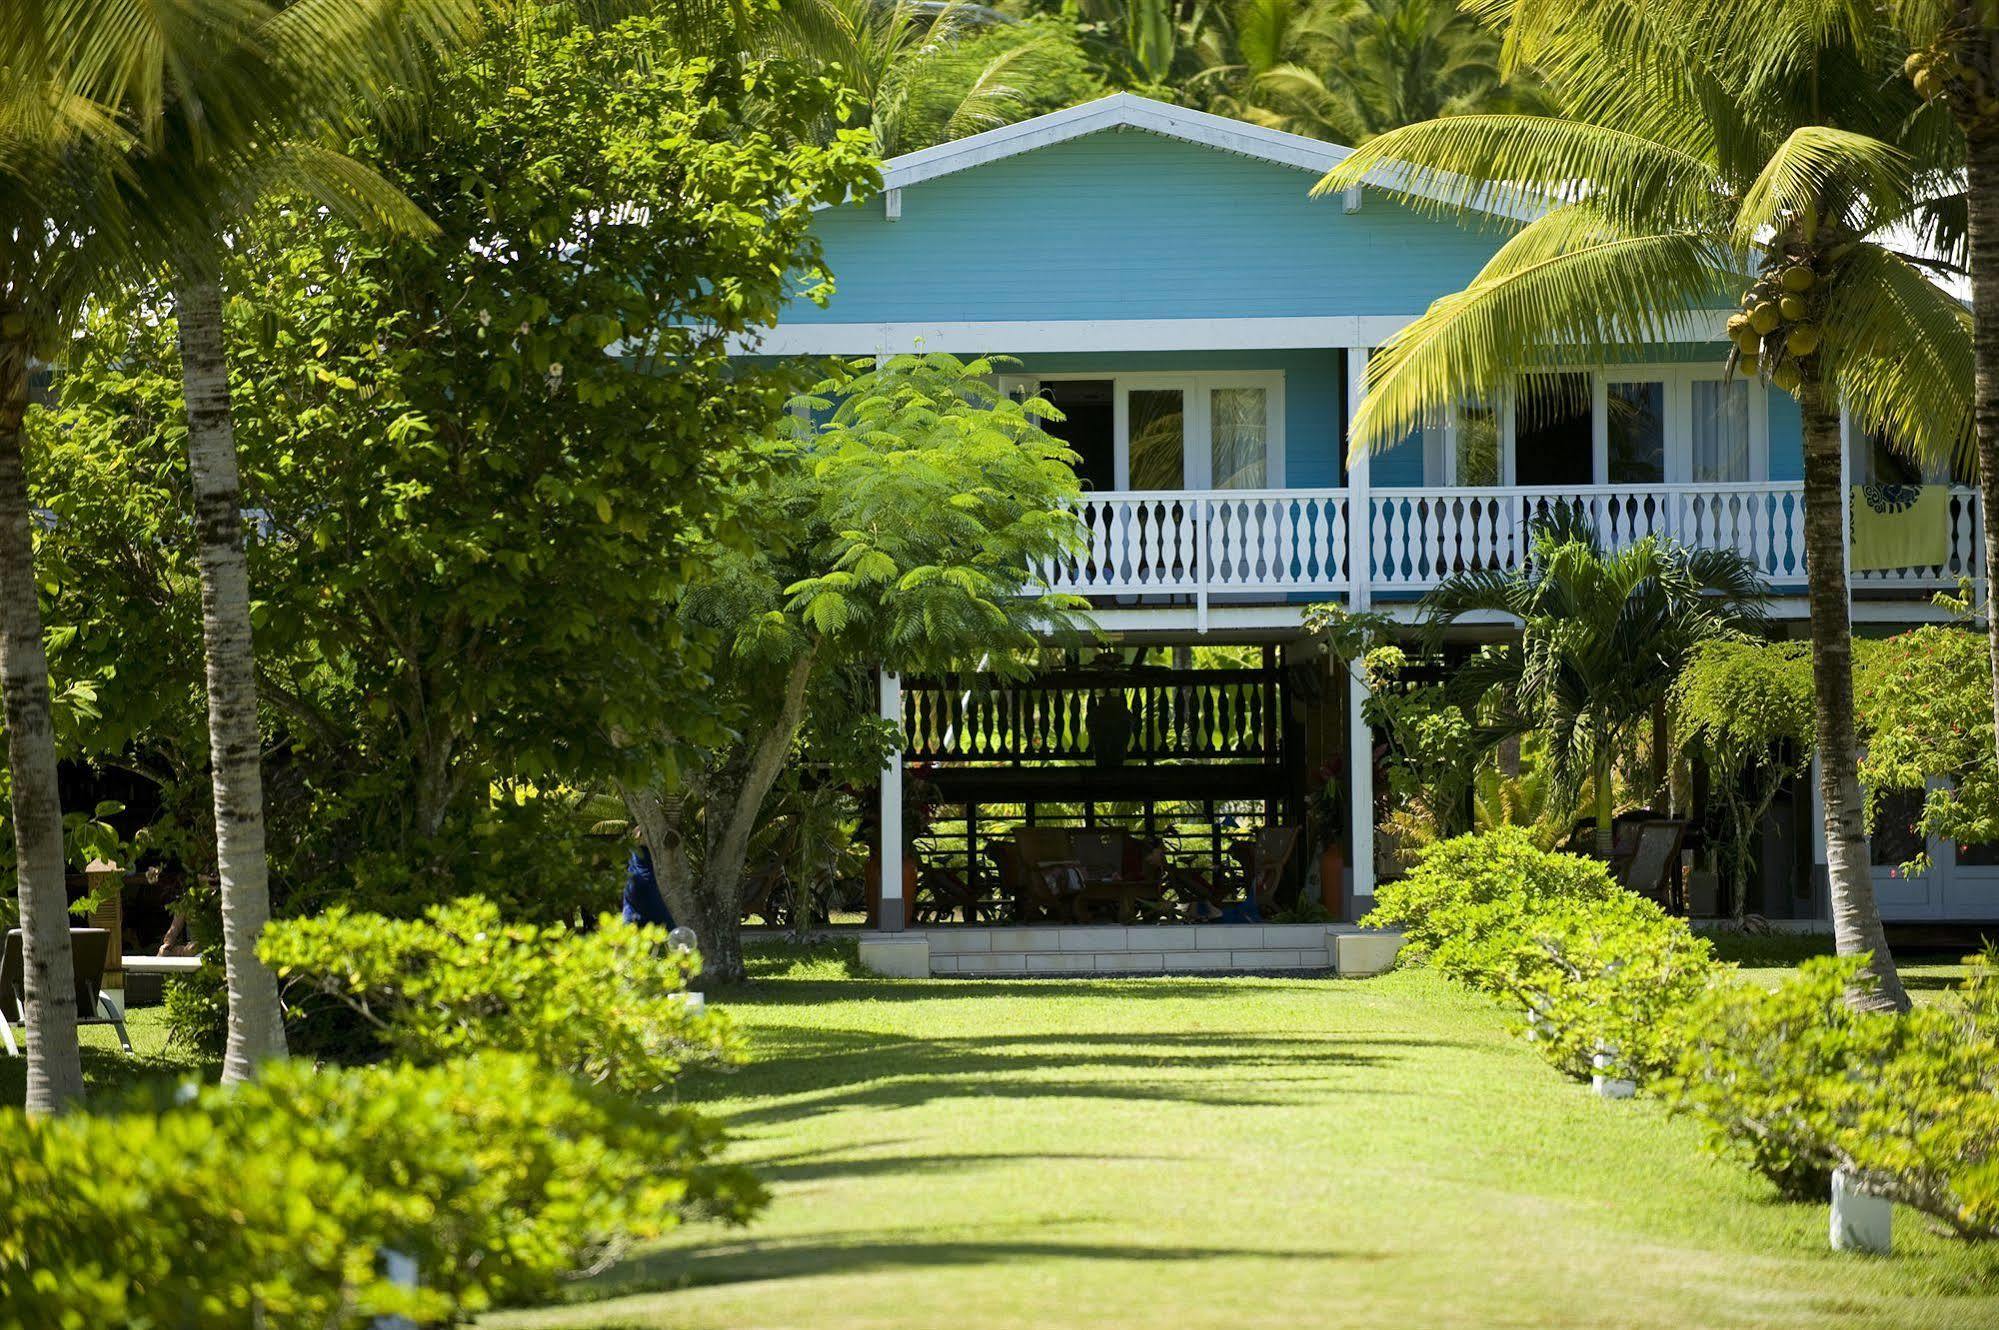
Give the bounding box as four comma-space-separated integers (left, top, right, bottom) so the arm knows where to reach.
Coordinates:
996, 830, 1087, 922
913, 865, 989, 924
1620, 819, 1688, 909
1242, 826, 1303, 916
1, 928, 132, 1056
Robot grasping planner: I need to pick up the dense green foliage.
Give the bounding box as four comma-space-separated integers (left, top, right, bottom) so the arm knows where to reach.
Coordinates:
26, 17, 876, 999
259, 898, 744, 1092
620, 353, 1086, 980
1665, 952, 1999, 1233
1673, 638, 1815, 913
0, 1053, 764, 1328
1363, 829, 1718, 1081
1855, 622, 1999, 857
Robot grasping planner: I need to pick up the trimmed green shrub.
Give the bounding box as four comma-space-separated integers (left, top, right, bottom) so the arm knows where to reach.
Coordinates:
1503, 892, 1717, 1081
1664, 952, 1999, 1232
0, 1054, 765, 1328
259, 897, 743, 1093
1362, 827, 1626, 991
1364, 829, 1719, 1082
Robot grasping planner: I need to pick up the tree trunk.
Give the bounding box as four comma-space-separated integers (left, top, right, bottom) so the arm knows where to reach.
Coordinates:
174, 269, 289, 1079
1798, 379, 1908, 1013
1966, 125, 1999, 803
618, 779, 740, 985
1592, 738, 1614, 856
0, 323, 83, 1114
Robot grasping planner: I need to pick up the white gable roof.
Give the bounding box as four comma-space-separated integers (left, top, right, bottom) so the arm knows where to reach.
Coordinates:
872, 93, 1537, 223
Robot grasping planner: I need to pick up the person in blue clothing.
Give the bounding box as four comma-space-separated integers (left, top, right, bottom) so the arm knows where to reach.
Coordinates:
622, 830, 675, 928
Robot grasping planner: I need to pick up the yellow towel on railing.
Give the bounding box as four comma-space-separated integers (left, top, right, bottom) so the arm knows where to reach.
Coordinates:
1851, 485, 1949, 572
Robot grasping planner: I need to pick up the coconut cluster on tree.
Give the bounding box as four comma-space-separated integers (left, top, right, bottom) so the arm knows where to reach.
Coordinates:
1906, 42, 1999, 118
1726, 260, 1819, 395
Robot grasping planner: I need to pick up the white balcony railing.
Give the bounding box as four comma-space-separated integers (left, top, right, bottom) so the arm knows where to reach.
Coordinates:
1043, 483, 1984, 606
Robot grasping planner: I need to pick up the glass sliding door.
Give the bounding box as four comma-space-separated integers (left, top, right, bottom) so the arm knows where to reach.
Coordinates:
1689, 379, 1751, 482
1606, 379, 1665, 483
1210, 386, 1270, 489
1128, 389, 1186, 490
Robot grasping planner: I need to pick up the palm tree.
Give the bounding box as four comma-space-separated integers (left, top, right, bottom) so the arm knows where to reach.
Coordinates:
1423, 514, 1766, 855
1199, 0, 1547, 143
1317, 0, 1970, 1010
0, 81, 139, 1111
770, 0, 1063, 154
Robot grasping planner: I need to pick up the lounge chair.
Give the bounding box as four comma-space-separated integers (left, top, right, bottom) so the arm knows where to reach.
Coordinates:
1, 928, 132, 1056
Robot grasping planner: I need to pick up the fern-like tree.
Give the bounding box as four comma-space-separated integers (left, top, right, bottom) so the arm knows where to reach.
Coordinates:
1318, 0, 1970, 1010
1423, 516, 1766, 856
619, 354, 1087, 983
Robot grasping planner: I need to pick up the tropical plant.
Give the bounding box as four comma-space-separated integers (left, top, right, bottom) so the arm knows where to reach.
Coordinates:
1199, 0, 1547, 143
1673, 638, 1816, 917
618, 353, 1088, 983
770, 0, 1097, 153
1421, 515, 1765, 854
1317, 0, 1971, 1009
1855, 617, 1999, 859
0, 12, 184, 1112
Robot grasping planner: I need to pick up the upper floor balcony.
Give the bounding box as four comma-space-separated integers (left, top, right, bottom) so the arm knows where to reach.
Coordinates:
1043, 482, 1985, 617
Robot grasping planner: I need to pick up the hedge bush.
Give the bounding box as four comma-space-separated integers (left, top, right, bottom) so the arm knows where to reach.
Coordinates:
259, 896, 743, 1093
1664, 952, 1999, 1232
1363, 829, 1718, 1082
0, 1054, 765, 1328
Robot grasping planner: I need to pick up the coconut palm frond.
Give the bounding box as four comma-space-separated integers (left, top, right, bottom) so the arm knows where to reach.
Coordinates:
1731, 126, 1914, 250
1821, 242, 1974, 475
1350, 209, 1731, 451
1314, 112, 1722, 233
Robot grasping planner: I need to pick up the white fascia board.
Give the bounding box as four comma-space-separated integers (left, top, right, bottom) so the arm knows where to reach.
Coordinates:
740, 316, 1421, 355
737, 311, 1735, 357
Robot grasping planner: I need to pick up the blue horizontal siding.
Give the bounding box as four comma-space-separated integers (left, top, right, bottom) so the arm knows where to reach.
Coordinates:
790, 130, 1510, 324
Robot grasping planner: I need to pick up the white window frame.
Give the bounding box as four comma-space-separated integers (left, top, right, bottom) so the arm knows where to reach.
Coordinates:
1422, 364, 1770, 486
998, 370, 1287, 491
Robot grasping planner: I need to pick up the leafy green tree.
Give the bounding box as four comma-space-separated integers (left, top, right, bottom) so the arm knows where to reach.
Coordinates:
1855, 619, 1999, 860
27, 19, 876, 992
1673, 638, 1816, 918
1421, 517, 1766, 854
1318, 0, 1968, 1010
619, 354, 1087, 983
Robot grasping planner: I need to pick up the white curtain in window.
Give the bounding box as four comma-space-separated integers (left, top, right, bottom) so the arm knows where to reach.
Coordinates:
1690, 380, 1750, 481
1210, 387, 1269, 489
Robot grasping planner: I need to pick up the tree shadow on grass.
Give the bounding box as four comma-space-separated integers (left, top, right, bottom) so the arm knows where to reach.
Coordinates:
574, 1229, 1381, 1306
694, 1029, 1445, 1127
754, 1148, 1181, 1185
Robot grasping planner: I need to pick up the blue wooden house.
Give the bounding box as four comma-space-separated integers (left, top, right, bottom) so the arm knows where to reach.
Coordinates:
754, 94, 1991, 965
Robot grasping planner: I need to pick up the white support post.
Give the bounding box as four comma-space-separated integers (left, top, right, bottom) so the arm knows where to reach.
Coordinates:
1345, 346, 1376, 918
878, 670, 905, 932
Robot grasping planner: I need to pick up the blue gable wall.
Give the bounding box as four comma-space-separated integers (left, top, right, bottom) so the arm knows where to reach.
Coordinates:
789, 130, 1510, 324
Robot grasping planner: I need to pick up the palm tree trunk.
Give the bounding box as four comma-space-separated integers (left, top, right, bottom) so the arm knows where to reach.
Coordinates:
1967, 125, 1999, 798
1592, 737, 1614, 856
0, 322, 83, 1114
174, 268, 288, 1079
1798, 378, 1908, 1013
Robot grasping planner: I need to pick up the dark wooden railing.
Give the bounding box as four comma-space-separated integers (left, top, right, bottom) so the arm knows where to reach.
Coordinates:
902, 666, 1282, 766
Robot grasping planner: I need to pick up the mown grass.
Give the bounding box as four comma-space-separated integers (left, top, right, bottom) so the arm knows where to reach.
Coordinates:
490, 957, 1999, 1330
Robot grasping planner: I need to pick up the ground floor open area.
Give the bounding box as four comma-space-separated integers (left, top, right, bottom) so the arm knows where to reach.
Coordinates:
486, 950, 1998, 1330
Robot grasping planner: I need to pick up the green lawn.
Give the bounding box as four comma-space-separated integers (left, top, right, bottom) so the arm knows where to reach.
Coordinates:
491, 956, 1999, 1330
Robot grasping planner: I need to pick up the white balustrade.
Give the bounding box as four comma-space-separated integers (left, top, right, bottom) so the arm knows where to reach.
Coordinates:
1042, 484, 1982, 603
